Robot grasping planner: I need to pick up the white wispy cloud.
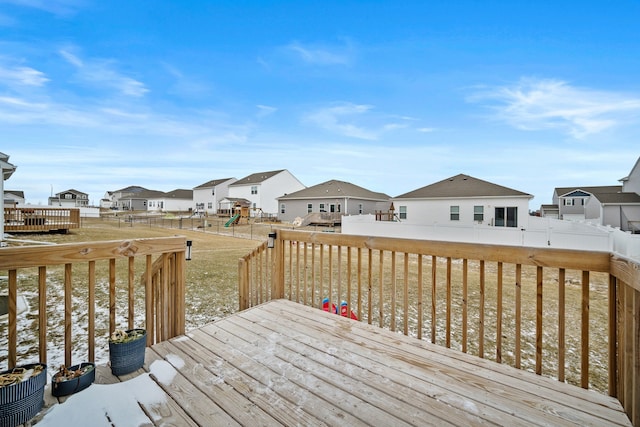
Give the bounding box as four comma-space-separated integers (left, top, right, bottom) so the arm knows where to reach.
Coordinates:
59, 49, 149, 97
0, 0, 84, 16
0, 63, 49, 86
256, 104, 277, 118
304, 103, 421, 140
304, 103, 378, 140
286, 40, 354, 66
469, 77, 640, 138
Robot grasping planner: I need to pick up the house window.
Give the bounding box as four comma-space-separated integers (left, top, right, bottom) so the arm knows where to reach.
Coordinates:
495, 207, 518, 227
307, 203, 313, 213
358, 204, 363, 214
450, 206, 460, 221
207, 202, 212, 209
65, 193, 72, 199
251, 186, 258, 195
474, 206, 484, 222
399, 206, 407, 219
280, 203, 285, 214
319, 203, 326, 212
564, 199, 573, 206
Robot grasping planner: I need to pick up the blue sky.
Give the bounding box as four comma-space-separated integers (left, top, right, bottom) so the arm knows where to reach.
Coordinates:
1, 0, 639, 208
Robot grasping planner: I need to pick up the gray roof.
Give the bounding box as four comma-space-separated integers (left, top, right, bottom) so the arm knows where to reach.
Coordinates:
114, 185, 149, 194
194, 178, 235, 189
231, 170, 284, 186
591, 192, 640, 204
395, 174, 532, 199
162, 189, 193, 199
4, 190, 25, 198
278, 179, 390, 201
120, 189, 165, 200
555, 186, 622, 197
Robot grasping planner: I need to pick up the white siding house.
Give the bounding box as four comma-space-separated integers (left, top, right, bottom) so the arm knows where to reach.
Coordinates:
193, 178, 237, 215
147, 189, 194, 213
4, 190, 25, 206
48, 189, 90, 207
392, 174, 533, 228
226, 170, 305, 218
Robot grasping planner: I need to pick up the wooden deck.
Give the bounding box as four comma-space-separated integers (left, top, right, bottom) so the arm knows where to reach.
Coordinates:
39, 299, 631, 426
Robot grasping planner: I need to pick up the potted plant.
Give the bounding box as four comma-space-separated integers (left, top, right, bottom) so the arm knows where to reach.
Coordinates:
0, 363, 47, 427
108, 328, 146, 376
51, 363, 96, 397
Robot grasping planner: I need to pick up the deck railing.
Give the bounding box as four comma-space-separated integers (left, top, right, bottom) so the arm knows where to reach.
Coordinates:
0, 236, 186, 370
4, 207, 80, 232
239, 229, 640, 426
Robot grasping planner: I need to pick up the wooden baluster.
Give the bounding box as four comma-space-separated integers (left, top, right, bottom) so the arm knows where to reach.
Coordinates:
462, 259, 468, 353
536, 266, 543, 375
446, 257, 452, 348
558, 268, 566, 383
496, 262, 503, 363
417, 254, 423, 340
581, 270, 590, 389
38, 266, 47, 365
479, 260, 485, 359
88, 261, 95, 362
64, 263, 72, 367
431, 255, 437, 344
390, 251, 396, 332
515, 264, 522, 369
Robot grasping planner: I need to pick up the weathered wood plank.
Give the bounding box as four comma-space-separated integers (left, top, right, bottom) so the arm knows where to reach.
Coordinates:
261, 300, 630, 426
144, 346, 242, 426
188, 327, 341, 426
151, 339, 281, 426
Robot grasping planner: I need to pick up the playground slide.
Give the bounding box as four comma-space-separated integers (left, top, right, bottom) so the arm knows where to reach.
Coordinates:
224, 213, 240, 227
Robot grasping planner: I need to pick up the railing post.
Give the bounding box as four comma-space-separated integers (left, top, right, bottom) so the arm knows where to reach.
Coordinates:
272, 232, 285, 299
238, 257, 249, 310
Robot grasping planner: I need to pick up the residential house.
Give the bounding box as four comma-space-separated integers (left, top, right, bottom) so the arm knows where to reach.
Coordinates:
550, 186, 622, 221
277, 179, 390, 224
147, 189, 194, 213
543, 157, 640, 232
222, 169, 305, 218
4, 190, 25, 206
392, 174, 533, 228
119, 189, 165, 211
48, 189, 89, 207
192, 178, 237, 215
103, 186, 151, 210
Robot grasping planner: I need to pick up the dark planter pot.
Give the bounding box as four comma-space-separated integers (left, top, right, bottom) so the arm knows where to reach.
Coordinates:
109, 329, 147, 376
0, 363, 47, 427
51, 363, 96, 397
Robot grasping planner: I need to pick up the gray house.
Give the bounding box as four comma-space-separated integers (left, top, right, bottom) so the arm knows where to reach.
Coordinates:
277, 179, 390, 225
543, 157, 640, 232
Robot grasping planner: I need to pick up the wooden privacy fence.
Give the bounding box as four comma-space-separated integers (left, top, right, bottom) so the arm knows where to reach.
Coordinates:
239, 229, 640, 426
0, 236, 187, 370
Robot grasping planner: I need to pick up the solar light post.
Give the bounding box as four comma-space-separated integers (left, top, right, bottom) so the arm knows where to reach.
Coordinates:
186, 240, 193, 261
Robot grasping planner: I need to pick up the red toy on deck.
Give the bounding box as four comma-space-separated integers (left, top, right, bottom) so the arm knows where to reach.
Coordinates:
322, 297, 358, 320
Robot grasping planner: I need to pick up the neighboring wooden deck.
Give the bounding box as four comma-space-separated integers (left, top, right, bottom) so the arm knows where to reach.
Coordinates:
39, 299, 631, 426
3, 207, 80, 233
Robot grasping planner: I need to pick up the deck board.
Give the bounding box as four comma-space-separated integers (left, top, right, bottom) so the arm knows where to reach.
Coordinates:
37, 299, 632, 426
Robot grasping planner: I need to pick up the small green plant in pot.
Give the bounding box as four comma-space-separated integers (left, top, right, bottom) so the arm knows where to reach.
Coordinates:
108, 328, 147, 376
